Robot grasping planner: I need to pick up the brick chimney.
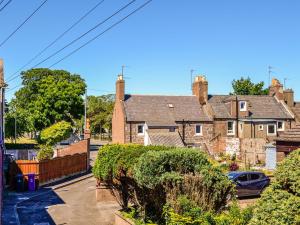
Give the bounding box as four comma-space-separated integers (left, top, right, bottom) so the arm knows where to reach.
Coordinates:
269, 78, 284, 100
283, 89, 294, 107
116, 74, 125, 101
192, 75, 208, 105
0, 59, 4, 88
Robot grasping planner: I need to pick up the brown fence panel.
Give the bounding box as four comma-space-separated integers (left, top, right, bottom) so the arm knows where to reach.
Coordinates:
10, 153, 87, 188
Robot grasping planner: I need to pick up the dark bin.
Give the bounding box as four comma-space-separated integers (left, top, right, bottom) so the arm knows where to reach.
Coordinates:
28, 173, 36, 191
16, 174, 24, 192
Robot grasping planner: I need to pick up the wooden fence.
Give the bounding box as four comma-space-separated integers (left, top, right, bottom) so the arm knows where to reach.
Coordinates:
10, 153, 87, 187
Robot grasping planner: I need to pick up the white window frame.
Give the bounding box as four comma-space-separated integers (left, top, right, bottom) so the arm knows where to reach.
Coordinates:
239, 101, 247, 112
277, 121, 285, 131
258, 124, 264, 131
137, 124, 144, 135
227, 121, 235, 135
195, 124, 203, 136
267, 124, 277, 136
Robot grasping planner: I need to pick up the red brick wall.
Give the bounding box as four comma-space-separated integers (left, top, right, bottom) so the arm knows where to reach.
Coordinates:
112, 101, 126, 144
55, 139, 89, 157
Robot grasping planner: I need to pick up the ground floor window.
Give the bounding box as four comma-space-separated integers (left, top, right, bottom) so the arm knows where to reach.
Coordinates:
277, 121, 285, 131
267, 124, 276, 136
227, 121, 235, 135
195, 124, 203, 136
137, 125, 144, 135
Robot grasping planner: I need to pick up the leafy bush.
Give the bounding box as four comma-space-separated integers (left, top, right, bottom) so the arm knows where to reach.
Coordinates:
37, 145, 54, 161
39, 121, 72, 146
249, 149, 300, 225
93, 144, 235, 223
164, 199, 253, 225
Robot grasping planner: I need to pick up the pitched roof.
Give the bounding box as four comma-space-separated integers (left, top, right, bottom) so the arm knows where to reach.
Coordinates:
124, 95, 212, 125
208, 95, 293, 119
148, 131, 184, 147
276, 124, 300, 142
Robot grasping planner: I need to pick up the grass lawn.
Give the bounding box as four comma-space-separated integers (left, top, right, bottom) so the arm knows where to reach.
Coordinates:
5, 137, 37, 144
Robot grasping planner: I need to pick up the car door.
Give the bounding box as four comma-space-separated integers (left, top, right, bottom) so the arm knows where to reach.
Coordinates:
235, 173, 250, 197
248, 173, 266, 196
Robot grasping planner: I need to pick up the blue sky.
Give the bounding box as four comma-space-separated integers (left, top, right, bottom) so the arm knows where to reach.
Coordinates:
1, 0, 300, 100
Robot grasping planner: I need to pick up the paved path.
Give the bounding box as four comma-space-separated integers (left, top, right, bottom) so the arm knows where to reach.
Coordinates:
3, 145, 120, 225
15, 176, 120, 225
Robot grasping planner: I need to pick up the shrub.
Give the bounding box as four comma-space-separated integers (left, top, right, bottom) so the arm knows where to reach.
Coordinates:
37, 145, 54, 161
93, 145, 235, 224
249, 149, 300, 225
39, 121, 72, 146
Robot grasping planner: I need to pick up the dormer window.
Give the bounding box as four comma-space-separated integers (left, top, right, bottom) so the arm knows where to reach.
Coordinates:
239, 101, 247, 111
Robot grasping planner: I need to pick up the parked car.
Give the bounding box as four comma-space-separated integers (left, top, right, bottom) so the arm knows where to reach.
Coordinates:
228, 171, 270, 197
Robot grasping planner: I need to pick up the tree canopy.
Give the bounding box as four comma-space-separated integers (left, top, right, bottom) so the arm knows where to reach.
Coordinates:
9, 68, 86, 132
87, 94, 114, 134
231, 77, 269, 95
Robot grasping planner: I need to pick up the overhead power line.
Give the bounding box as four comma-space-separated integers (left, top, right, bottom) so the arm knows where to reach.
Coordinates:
31, 0, 137, 69
49, 0, 153, 68
0, 0, 12, 13
7, 0, 153, 94
0, 0, 48, 48
6, 0, 105, 82
0, 0, 6, 7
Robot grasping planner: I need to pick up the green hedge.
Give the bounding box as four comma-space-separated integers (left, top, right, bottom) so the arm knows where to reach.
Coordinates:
93, 144, 235, 223
249, 149, 300, 225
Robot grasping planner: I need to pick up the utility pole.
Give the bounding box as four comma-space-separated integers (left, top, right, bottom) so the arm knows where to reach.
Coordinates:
14, 113, 17, 144
84, 88, 87, 131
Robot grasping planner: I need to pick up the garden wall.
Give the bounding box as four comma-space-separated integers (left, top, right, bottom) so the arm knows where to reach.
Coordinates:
54, 139, 89, 157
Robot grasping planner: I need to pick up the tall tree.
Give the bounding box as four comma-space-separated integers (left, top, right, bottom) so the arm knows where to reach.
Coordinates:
87, 94, 114, 135
231, 77, 269, 95
10, 68, 86, 132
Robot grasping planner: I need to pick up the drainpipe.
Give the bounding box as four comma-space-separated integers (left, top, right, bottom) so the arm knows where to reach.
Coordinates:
182, 119, 185, 144
129, 122, 132, 143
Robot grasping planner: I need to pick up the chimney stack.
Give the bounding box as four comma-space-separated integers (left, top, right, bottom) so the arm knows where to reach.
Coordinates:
116, 74, 125, 101
192, 75, 208, 105
269, 78, 284, 100
283, 89, 294, 107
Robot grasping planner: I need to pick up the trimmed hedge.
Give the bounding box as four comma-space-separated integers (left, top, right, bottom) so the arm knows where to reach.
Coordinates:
93, 144, 235, 223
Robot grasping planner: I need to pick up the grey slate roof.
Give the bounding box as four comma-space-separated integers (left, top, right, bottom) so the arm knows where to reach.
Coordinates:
124, 95, 212, 125
208, 95, 293, 119
148, 131, 184, 147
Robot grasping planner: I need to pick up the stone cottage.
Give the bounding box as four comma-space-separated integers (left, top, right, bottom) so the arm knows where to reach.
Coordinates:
112, 74, 296, 164
112, 75, 214, 152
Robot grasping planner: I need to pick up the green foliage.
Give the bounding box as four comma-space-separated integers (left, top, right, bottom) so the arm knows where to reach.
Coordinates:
93, 144, 235, 223
37, 145, 54, 161
249, 149, 300, 225
39, 121, 72, 146
133, 149, 210, 189
231, 77, 269, 95
87, 95, 114, 134
164, 200, 253, 225
5, 102, 30, 140
11, 68, 86, 132
274, 149, 300, 195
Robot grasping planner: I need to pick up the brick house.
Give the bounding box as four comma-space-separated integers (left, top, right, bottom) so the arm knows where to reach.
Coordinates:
112, 75, 214, 151
112, 74, 295, 164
